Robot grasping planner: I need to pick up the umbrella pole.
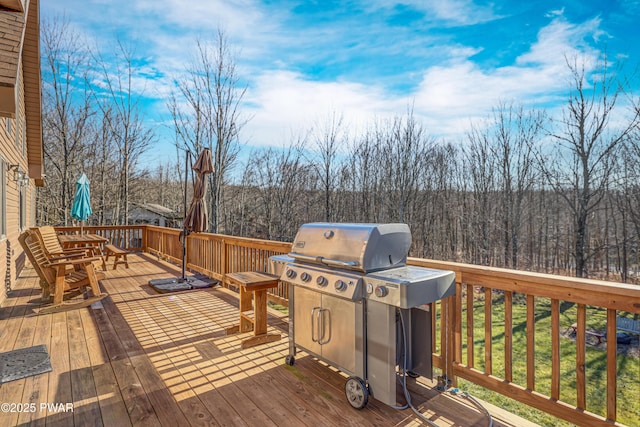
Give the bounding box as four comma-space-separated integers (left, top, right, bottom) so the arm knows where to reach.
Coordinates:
181, 150, 190, 282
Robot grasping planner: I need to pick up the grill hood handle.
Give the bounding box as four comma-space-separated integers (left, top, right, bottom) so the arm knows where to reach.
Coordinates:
288, 253, 360, 268
323, 258, 359, 268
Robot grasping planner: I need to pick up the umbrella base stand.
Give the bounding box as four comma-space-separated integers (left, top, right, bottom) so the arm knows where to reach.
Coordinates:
149, 275, 218, 293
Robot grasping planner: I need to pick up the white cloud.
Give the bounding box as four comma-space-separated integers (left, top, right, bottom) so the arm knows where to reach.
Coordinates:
517, 17, 601, 66
419, 0, 500, 25
408, 16, 604, 139
545, 7, 566, 18
368, 0, 500, 26
244, 70, 402, 147
41, 1, 616, 156
177, 14, 610, 148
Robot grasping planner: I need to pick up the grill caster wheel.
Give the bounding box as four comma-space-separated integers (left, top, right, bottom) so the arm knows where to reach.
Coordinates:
345, 376, 368, 409
285, 355, 295, 366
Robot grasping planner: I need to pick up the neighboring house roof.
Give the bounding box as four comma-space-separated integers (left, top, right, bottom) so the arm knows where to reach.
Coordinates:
134, 203, 182, 219
0, 0, 43, 183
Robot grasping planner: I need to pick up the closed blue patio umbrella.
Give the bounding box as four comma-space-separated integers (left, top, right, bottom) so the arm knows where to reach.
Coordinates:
71, 173, 92, 232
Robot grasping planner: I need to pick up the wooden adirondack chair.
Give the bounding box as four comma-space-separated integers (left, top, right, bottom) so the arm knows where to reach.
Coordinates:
18, 229, 108, 314
33, 225, 107, 271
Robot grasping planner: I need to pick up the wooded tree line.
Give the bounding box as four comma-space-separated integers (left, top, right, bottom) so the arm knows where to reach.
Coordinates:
226, 98, 640, 282
36, 19, 640, 281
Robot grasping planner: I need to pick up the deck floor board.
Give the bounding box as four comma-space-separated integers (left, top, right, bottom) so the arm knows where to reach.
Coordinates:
0, 253, 538, 427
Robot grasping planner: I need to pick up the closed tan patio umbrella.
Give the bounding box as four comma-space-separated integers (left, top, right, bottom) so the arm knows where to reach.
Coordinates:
148, 148, 216, 292
184, 148, 214, 233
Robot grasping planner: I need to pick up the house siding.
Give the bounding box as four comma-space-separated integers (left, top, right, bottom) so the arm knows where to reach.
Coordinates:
0, 51, 36, 305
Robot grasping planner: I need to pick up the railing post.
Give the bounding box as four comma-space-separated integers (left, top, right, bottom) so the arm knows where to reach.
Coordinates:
440, 295, 456, 387
142, 225, 148, 252
221, 238, 227, 288
451, 280, 462, 387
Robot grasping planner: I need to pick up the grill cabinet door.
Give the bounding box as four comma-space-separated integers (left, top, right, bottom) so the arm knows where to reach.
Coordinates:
320, 294, 358, 374
293, 286, 322, 356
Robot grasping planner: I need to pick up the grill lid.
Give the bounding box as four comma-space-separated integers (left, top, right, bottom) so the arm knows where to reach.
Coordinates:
289, 223, 411, 273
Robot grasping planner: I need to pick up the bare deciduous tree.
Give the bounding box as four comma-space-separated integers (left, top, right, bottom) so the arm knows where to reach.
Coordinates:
384, 109, 432, 224
491, 102, 544, 268
93, 41, 154, 225
537, 56, 640, 277
312, 112, 344, 222
39, 18, 94, 225
168, 29, 246, 233
465, 122, 497, 265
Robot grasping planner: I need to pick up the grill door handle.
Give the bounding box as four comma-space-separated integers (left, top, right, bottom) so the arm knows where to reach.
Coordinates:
311, 307, 322, 342
318, 309, 331, 345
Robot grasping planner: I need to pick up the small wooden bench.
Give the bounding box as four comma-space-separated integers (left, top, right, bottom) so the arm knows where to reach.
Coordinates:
224, 271, 281, 349
104, 244, 129, 270
570, 323, 605, 344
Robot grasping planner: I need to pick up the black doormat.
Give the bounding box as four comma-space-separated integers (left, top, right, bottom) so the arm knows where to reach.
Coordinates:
0, 345, 52, 384
149, 274, 218, 293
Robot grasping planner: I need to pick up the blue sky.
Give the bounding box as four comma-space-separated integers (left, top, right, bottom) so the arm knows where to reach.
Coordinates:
41, 0, 640, 165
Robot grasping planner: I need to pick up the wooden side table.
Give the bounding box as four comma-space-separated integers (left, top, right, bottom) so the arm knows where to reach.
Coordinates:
225, 271, 282, 349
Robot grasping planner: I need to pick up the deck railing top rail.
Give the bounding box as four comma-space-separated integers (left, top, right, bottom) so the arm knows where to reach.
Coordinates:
409, 258, 640, 312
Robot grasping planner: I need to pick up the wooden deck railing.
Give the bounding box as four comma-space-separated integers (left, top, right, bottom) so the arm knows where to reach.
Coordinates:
53, 225, 640, 426
143, 226, 292, 305
54, 225, 146, 251
410, 258, 640, 427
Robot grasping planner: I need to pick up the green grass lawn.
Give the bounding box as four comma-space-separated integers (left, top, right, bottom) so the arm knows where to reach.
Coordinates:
438, 295, 640, 427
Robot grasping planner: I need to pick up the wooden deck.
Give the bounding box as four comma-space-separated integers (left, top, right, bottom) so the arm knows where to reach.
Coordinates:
0, 253, 539, 427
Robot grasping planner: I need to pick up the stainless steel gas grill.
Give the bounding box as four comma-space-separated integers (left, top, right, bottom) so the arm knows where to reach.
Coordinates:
273, 223, 456, 409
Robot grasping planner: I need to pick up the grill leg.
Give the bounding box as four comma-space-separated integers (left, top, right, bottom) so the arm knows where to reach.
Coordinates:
288, 285, 296, 357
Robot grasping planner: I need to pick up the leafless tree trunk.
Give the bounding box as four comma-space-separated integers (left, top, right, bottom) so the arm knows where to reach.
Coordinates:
82, 107, 117, 225
491, 102, 544, 268
385, 109, 431, 224
347, 126, 383, 222
312, 112, 344, 222
465, 123, 497, 265
93, 41, 153, 226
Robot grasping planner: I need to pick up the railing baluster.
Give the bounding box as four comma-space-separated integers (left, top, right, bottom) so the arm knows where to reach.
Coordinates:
526, 294, 535, 391
576, 303, 586, 409
606, 308, 617, 422
448, 294, 457, 388
466, 283, 474, 368
551, 299, 560, 400
454, 280, 463, 366
484, 287, 492, 375
504, 290, 513, 382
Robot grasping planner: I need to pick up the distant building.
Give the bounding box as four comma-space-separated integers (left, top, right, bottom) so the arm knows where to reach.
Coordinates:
104, 203, 182, 228
0, 0, 44, 305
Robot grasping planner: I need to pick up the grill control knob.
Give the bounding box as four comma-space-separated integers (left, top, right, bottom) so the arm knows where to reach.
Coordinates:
286, 269, 297, 279
375, 285, 389, 298
334, 280, 347, 292
301, 272, 311, 282
316, 276, 328, 287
